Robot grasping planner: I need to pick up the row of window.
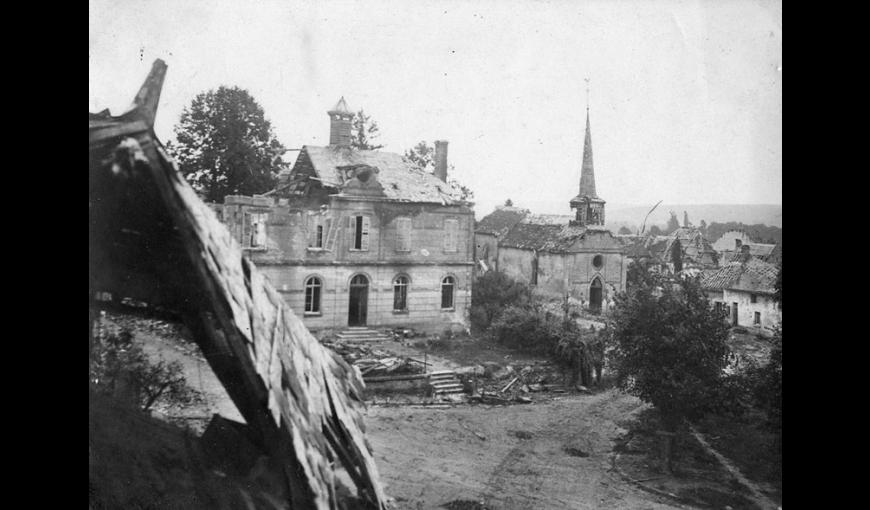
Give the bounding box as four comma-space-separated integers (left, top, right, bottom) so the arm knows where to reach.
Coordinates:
304, 275, 456, 313
713, 301, 763, 326
308, 214, 460, 253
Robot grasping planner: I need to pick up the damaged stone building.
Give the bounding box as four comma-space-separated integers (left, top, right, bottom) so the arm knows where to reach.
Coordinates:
214, 98, 474, 334
701, 256, 781, 335
475, 109, 627, 312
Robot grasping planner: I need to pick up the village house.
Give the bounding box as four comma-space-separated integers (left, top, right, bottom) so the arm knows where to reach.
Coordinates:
701, 253, 781, 335
712, 229, 779, 264
474, 109, 627, 312
214, 98, 475, 334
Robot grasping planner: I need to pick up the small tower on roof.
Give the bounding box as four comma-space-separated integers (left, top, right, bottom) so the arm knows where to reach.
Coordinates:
328, 96, 353, 146
570, 93, 606, 226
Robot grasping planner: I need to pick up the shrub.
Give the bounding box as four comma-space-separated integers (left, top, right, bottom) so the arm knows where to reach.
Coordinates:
470, 271, 532, 333
90, 326, 204, 412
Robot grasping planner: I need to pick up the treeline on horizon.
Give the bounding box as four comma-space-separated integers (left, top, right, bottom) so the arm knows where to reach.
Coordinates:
616, 220, 782, 245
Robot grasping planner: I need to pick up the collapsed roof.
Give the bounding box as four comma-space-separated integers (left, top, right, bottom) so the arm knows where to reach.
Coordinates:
701, 257, 779, 295
89, 60, 386, 509
278, 145, 468, 205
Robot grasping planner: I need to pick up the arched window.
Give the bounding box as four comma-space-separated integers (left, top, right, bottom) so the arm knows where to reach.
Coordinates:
393, 275, 409, 311
304, 276, 322, 314
441, 276, 455, 310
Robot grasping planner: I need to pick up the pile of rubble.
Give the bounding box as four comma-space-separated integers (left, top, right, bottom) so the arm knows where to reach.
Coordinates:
459, 361, 588, 405
322, 339, 426, 378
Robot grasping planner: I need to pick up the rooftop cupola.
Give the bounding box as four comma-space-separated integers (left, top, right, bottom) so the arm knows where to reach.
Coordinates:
328, 96, 353, 146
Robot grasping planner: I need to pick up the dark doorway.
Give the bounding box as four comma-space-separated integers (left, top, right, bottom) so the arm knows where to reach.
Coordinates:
731, 302, 738, 326
589, 277, 603, 312
348, 274, 369, 326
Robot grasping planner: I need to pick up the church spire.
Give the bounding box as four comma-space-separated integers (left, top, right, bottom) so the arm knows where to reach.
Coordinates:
578, 108, 597, 198
569, 83, 606, 227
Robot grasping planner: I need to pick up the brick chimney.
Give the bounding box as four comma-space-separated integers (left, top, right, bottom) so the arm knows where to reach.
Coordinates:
434, 140, 448, 182
328, 97, 353, 146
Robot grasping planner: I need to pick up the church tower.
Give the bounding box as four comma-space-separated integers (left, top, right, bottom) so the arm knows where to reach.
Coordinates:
570, 107, 606, 226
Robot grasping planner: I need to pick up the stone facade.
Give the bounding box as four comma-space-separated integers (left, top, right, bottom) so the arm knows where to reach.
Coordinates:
213, 99, 474, 334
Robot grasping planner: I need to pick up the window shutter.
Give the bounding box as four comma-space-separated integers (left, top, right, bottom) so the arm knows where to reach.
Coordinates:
444, 219, 457, 252
361, 216, 370, 251
243, 212, 251, 247
397, 217, 411, 252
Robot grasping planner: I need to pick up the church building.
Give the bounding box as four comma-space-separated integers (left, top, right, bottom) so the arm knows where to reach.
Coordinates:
475, 108, 627, 312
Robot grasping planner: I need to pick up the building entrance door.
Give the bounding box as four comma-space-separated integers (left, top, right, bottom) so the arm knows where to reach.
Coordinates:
348, 274, 369, 326
731, 302, 739, 326
589, 277, 603, 312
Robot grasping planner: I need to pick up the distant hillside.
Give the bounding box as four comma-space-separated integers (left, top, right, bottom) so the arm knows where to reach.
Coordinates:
605, 204, 782, 230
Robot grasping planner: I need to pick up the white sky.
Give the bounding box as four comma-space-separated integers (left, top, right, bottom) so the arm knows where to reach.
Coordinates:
89, 0, 782, 216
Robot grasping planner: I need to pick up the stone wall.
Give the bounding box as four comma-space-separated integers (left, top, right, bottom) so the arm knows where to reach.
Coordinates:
260, 263, 472, 333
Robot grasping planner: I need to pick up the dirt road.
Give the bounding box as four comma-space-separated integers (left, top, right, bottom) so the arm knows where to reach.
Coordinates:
367, 390, 685, 510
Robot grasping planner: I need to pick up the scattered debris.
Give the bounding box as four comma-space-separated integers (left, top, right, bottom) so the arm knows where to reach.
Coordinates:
442, 500, 491, 510
564, 446, 590, 458
511, 430, 533, 440
500, 376, 519, 393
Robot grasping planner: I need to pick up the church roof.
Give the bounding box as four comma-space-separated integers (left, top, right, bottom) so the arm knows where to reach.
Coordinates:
291, 145, 467, 205
476, 207, 529, 236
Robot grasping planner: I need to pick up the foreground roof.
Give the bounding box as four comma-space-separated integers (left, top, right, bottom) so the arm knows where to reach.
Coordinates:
294, 145, 467, 205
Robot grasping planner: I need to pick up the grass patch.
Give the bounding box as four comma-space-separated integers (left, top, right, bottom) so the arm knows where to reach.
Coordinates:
694, 412, 782, 503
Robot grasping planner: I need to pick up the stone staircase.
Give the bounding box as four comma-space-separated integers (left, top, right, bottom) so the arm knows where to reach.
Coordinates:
429, 370, 464, 398
335, 327, 393, 343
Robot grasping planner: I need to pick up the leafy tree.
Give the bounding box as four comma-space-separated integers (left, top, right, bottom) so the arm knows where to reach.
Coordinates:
504, 198, 514, 207
404, 140, 474, 201
665, 211, 681, 234
618, 226, 633, 235
648, 225, 663, 236
350, 109, 384, 150
403, 140, 435, 172
90, 327, 203, 412
609, 265, 731, 470
168, 86, 285, 203
699, 219, 707, 236
469, 271, 531, 332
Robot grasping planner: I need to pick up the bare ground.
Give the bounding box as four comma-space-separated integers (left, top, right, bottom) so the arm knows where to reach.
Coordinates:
366, 391, 686, 510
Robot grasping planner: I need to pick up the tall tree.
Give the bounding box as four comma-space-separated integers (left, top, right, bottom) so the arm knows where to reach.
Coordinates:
350, 109, 384, 150
609, 266, 731, 471
670, 239, 683, 273
168, 86, 285, 203
683, 211, 690, 228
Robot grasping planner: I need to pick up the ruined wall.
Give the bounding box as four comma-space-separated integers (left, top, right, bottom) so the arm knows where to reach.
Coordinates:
474, 233, 500, 271
218, 193, 474, 332
496, 232, 627, 304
